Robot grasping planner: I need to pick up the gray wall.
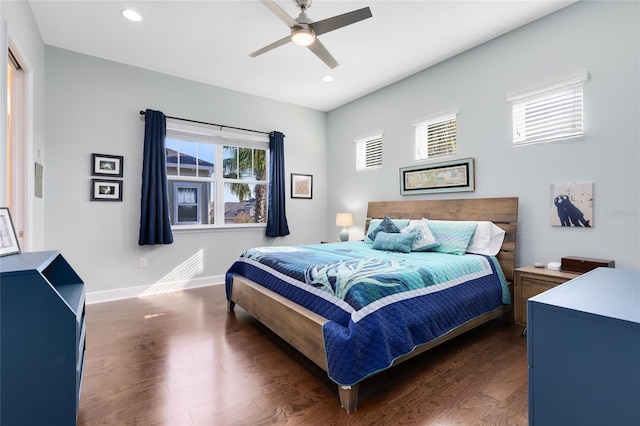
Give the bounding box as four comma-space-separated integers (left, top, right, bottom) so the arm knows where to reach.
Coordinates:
44, 47, 328, 293
327, 1, 640, 269
5, 0, 639, 300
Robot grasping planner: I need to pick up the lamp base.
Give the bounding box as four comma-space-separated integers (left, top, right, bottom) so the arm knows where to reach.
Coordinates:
340, 228, 349, 242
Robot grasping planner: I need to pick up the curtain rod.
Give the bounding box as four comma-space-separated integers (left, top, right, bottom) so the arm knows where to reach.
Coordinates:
139, 110, 270, 136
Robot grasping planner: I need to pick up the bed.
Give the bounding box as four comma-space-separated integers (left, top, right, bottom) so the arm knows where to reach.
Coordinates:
225, 197, 518, 412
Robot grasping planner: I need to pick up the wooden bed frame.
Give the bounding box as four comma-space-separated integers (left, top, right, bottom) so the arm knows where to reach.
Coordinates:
228, 197, 519, 412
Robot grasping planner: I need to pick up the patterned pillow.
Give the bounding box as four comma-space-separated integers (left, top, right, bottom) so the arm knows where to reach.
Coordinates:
427, 221, 478, 255
371, 231, 416, 253
366, 216, 406, 243
400, 218, 440, 251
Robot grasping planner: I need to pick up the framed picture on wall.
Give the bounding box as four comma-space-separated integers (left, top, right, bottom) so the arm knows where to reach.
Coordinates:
0, 207, 21, 257
550, 182, 593, 227
92, 153, 124, 177
291, 173, 313, 199
400, 157, 475, 195
91, 179, 123, 201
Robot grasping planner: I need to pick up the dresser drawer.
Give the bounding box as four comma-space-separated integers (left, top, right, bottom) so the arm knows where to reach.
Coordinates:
520, 275, 559, 299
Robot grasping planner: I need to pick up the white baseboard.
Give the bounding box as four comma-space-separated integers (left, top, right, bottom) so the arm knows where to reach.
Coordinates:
86, 275, 225, 304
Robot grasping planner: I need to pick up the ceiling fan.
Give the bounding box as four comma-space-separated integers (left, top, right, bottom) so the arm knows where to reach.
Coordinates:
250, 0, 372, 69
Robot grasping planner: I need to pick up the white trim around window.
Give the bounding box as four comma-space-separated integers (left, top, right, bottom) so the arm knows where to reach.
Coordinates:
354, 131, 384, 171
413, 108, 459, 161
165, 121, 269, 230
507, 71, 589, 146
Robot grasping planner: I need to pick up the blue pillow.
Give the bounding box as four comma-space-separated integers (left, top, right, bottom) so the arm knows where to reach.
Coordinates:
366, 216, 403, 242
427, 221, 478, 255
371, 231, 416, 253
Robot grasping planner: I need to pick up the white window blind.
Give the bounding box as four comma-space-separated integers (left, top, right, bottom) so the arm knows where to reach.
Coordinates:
507, 72, 589, 145
414, 109, 458, 161
355, 132, 383, 171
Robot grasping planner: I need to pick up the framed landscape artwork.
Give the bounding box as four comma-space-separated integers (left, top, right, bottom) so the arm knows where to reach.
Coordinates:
400, 157, 475, 195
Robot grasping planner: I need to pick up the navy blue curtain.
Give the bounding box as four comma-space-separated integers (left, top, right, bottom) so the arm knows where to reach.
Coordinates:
139, 109, 173, 245
266, 131, 290, 237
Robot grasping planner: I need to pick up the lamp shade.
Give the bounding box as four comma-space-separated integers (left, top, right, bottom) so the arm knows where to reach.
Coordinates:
335, 213, 353, 227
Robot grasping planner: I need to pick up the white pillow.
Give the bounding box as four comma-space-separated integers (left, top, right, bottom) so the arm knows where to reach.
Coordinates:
467, 221, 506, 256
400, 218, 440, 251
427, 220, 505, 256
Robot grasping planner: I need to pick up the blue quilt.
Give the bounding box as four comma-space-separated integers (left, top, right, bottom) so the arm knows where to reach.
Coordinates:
225, 241, 510, 386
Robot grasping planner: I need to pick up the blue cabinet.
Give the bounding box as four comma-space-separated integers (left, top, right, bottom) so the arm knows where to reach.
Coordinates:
527, 268, 640, 426
0, 251, 86, 425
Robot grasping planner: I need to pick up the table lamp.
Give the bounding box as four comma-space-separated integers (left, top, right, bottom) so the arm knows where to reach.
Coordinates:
335, 213, 353, 242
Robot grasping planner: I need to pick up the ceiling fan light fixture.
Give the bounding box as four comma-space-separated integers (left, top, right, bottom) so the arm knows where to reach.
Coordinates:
291, 28, 315, 47
252, 1, 372, 68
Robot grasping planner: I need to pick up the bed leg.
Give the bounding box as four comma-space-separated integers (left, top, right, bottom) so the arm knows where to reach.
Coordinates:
338, 384, 359, 413
227, 301, 236, 312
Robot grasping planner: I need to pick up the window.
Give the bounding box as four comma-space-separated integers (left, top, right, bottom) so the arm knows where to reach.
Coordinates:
165, 122, 269, 228
355, 132, 383, 171
174, 184, 201, 224
414, 109, 458, 161
507, 71, 589, 146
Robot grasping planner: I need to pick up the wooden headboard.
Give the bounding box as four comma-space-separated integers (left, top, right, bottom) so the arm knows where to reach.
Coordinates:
366, 197, 519, 282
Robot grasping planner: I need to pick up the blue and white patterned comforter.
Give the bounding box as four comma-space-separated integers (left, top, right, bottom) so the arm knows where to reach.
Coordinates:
225, 241, 510, 386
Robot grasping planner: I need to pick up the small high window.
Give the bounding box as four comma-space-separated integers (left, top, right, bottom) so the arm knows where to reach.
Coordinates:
507, 71, 589, 146
355, 132, 383, 171
414, 109, 458, 161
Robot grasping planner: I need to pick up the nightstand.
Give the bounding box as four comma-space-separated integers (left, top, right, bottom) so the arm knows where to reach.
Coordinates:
514, 266, 581, 333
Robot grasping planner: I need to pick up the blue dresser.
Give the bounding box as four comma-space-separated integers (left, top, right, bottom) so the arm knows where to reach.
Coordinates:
0, 251, 86, 425
527, 268, 640, 426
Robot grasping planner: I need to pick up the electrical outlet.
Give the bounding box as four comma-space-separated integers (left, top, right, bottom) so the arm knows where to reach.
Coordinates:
138, 257, 147, 268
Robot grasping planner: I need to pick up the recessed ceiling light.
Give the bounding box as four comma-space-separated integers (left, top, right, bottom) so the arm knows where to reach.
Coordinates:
122, 9, 142, 22
322, 76, 334, 82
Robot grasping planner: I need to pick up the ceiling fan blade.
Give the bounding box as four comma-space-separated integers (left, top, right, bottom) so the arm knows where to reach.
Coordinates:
260, 0, 298, 28
310, 7, 372, 36
307, 39, 338, 69
249, 35, 292, 57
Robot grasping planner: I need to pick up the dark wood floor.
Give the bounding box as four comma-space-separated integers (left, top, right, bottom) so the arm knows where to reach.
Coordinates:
77, 285, 529, 425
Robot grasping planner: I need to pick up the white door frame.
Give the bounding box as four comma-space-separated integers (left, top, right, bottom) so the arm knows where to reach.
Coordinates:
2, 21, 34, 251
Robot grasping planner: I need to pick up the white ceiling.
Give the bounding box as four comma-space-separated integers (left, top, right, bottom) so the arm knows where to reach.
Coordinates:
28, 0, 575, 112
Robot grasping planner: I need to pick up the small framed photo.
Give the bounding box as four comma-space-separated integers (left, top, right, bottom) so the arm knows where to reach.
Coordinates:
92, 153, 123, 177
0, 207, 21, 257
91, 179, 123, 201
291, 173, 313, 199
